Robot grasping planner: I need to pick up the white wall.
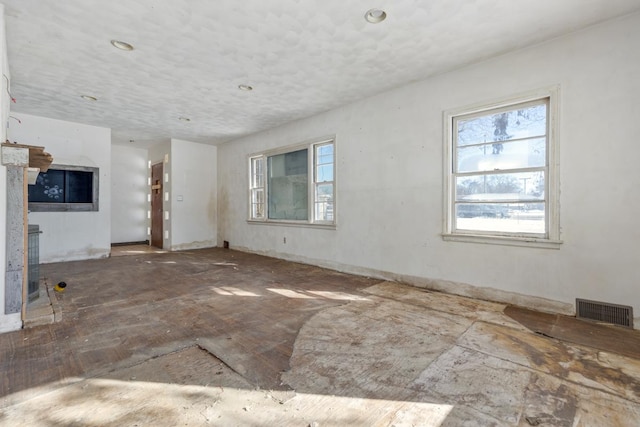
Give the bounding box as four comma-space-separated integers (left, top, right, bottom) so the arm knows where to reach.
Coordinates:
0, 4, 21, 333
7, 113, 111, 263
146, 139, 218, 251
218, 13, 640, 324
169, 139, 217, 250
111, 144, 148, 243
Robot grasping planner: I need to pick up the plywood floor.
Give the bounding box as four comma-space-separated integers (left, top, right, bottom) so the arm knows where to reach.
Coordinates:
1, 248, 640, 426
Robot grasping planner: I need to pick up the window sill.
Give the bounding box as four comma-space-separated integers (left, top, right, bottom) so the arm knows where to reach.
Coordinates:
442, 233, 562, 249
247, 220, 336, 230
28, 202, 98, 212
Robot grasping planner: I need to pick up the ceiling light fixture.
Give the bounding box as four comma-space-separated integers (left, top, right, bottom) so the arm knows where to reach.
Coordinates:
80, 95, 98, 101
238, 84, 253, 91
178, 117, 191, 122
365, 8, 387, 24
110, 39, 134, 51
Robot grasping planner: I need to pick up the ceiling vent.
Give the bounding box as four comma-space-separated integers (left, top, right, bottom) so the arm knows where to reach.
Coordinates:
576, 298, 633, 329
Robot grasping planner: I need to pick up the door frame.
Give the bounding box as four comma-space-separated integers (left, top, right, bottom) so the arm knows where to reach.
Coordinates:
150, 162, 163, 248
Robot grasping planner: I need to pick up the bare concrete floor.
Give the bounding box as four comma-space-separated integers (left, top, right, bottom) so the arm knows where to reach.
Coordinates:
1, 248, 639, 426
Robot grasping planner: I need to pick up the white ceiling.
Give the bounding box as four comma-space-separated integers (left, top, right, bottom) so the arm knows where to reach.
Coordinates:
3, 1, 639, 148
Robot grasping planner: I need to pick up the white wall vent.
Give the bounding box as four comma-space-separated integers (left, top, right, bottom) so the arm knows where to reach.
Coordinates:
576, 298, 633, 329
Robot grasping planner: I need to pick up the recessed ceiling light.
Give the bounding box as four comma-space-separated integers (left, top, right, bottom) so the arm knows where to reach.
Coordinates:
80, 95, 97, 101
238, 84, 253, 91
365, 8, 387, 24
110, 40, 134, 51
178, 117, 191, 122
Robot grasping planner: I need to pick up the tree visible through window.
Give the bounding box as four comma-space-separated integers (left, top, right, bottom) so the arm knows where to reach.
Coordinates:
445, 90, 559, 244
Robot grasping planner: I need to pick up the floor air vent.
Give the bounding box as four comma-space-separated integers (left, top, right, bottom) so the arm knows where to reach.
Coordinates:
576, 298, 633, 329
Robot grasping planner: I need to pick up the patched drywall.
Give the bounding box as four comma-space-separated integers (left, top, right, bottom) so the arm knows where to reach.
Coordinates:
111, 144, 148, 244
7, 113, 111, 263
218, 13, 640, 324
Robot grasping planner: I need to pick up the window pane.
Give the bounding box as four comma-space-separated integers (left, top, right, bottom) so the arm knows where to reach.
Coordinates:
315, 201, 334, 222
316, 183, 333, 200
315, 182, 333, 221
456, 202, 545, 234
268, 149, 308, 220
28, 170, 65, 202
457, 137, 546, 173
251, 157, 264, 188
314, 183, 333, 221
314, 143, 334, 222
66, 171, 93, 203
457, 103, 547, 147
316, 144, 334, 164
455, 171, 545, 202
251, 188, 265, 219
316, 164, 333, 182
457, 203, 510, 218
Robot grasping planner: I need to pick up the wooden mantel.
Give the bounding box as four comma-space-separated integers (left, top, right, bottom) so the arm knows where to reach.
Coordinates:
2, 142, 53, 172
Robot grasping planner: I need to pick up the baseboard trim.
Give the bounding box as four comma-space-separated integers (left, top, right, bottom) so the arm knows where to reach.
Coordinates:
230, 245, 574, 317
111, 240, 150, 247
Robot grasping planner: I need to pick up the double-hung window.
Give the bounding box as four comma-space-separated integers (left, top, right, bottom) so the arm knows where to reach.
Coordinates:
250, 156, 265, 219
249, 138, 335, 226
444, 88, 560, 247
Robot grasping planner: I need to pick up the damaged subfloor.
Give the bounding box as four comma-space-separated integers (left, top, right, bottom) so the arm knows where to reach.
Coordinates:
1, 248, 639, 426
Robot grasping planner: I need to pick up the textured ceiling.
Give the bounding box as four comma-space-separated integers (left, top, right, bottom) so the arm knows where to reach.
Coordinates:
2, 0, 640, 148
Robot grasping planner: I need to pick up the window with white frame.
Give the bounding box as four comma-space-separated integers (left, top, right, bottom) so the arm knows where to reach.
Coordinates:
444, 89, 560, 246
249, 139, 335, 225
249, 156, 265, 219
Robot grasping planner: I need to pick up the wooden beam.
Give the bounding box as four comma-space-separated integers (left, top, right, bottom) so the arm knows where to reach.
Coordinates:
2, 143, 53, 172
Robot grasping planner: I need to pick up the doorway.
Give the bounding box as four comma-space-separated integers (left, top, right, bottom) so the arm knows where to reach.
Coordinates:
151, 162, 163, 248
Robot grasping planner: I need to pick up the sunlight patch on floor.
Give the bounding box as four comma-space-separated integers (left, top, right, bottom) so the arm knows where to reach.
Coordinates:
0, 378, 453, 426
306, 290, 371, 301
210, 286, 261, 297
267, 288, 316, 299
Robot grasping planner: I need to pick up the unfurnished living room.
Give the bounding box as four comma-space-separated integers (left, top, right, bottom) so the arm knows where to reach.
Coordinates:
0, 1, 639, 426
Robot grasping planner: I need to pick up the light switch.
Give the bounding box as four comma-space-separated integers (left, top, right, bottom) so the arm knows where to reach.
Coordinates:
177, 195, 183, 202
